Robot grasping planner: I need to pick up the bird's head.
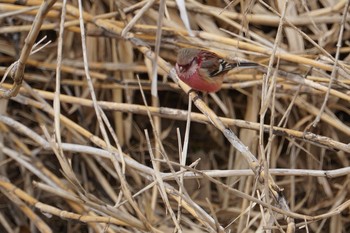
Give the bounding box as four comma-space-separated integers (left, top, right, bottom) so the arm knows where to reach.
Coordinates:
175, 48, 201, 77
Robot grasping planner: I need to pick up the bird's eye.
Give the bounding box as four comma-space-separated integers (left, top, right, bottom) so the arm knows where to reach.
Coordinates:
191, 57, 198, 65
177, 57, 197, 73
182, 58, 196, 69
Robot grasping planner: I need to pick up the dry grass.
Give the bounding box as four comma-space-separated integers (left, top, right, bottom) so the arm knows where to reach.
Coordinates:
0, 0, 350, 232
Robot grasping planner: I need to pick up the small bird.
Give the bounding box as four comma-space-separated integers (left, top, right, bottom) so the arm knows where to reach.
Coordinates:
175, 48, 257, 92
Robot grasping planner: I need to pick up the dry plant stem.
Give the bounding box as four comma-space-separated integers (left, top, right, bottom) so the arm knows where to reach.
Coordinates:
77, 1, 153, 231
4, 3, 344, 75
166, 0, 349, 26
0, 93, 238, 230
258, 0, 335, 65
258, 0, 295, 231
5, 100, 220, 232
18, 81, 138, 232
1, 115, 349, 180
0, 0, 57, 98
192, 31, 349, 77
175, 166, 350, 179
181, 96, 192, 167
0, 211, 13, 233
206, 198, 221, 232
83, 157, 119, 202
0, 3, 60, 18
209, 92, 229, 116
33, 178, 148, 230
186, 89, 293, 224
0, 19, 81, 34
280, 71, 350, 103
294, 97, 350, 136
121, 0, 155, 37
0, 180, 53, 233
174, 164, 350, 223
2, 15, 347, 77
2, 2, 345, 71
149, 0, 165, 214
99, 109, 127, 181
312, 1, 349, 127
5, 85, 350, 153
140, 70, 205, 229
1, 142, 57, 187
192, 1, 349, 77
0, 5, 40, 18
0, 178, 140, 229
177, 96, 192, 226
189, 0, 276, 49
151, 0, 164, 97
77, 0, 110, 155
264, 4, 350, 84
41, 120, 86, 196
53, 0, 67, 168
2, 131, 350, 227
136, 75, 202, 227
3, 1, 347, 27
33, 180, 150, 230
144, 130, 182, 232
74, 6, 129, 225
0, 144, 113, 232
101, 148, 141, 228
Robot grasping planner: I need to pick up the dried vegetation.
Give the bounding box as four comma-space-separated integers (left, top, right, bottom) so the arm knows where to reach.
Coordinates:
0, 0, 350, 232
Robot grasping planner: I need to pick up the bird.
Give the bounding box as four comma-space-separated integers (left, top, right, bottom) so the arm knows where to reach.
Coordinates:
175, 48, 257, 92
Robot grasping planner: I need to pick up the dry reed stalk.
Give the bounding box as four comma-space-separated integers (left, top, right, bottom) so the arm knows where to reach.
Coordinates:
0, 1, 350, 233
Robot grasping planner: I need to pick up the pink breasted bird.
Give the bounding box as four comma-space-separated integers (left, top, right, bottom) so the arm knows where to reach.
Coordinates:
175, 48, 257, 92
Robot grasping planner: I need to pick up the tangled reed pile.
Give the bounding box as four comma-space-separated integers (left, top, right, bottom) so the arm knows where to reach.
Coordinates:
0, 0, 349, 232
